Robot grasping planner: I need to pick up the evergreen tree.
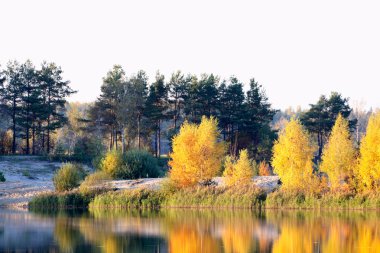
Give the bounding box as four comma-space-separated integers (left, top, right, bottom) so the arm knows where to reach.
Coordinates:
92, 65, 125, 150
145, 72, 168, 157
2, 61, 23, 154
242, 78, 276, 161
301, 92, 356, 159
127, 70, 149, 149
19, 60, 39, 154
39, 62, 75, 153
167, 71, 188, 130
218, 77, 245, 156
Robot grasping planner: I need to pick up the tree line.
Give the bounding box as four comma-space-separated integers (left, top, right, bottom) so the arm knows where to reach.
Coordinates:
0, 60, 74, 154
1, 61, 363, 168
88, 65, 277, 161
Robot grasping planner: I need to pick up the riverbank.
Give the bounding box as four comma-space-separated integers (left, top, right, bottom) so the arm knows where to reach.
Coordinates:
29, 184, 380, 211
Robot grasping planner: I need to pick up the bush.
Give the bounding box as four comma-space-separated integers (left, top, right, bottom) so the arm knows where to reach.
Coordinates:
99, 149, 124, 178
0, 172, 5, 182
79, 171, 112, 194
123, 150, 159, 179
100, 149, 160, 179
53, 163, 86, 192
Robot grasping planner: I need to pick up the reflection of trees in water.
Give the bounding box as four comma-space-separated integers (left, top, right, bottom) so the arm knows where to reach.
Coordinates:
48, 209, 380, 253
267, 210, 380, 253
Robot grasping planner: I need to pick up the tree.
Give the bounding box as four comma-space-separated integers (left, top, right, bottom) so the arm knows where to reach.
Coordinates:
93, 65, 125, 151
169, 116, 226, 187
300, 92, 356, 159
320, 114, 356, 190
1, 61, 23, 154
19, 60, 39, 154
272, 119, 316, 190
357, 111, 380, 189
218, 77, 245, 156
183, 74, 219, 123
241, 78, 276, 161
167, 71, 189, 130
145, 72, 168, 157
223, 149, 253, 187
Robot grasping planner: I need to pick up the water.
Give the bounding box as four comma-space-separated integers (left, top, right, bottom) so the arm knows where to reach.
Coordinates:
1, 208, 380, 253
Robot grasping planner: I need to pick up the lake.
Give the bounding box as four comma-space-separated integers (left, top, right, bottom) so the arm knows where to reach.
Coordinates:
0, 208, 379, 252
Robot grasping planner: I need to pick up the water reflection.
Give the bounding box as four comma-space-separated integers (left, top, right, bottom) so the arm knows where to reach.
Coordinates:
1, 208, 380, 252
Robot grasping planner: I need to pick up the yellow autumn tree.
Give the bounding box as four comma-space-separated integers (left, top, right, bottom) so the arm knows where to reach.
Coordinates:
169, 116, 226, 187
272, 118, 316, 191
320, 114, 356, 190
223, 149, 253, 187
357, 111, 380, 189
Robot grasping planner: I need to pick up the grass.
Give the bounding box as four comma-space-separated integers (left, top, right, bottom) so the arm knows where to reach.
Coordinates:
28, 191, 98, 211
89, 184, 266, 210
265, 190, 380, 210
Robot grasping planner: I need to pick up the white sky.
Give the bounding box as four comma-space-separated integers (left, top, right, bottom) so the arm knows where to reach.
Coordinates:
1, 0, 379, 110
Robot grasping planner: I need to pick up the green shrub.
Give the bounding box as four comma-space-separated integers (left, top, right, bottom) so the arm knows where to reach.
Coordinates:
0, 172, 5, 182
123, 149, 159, 179
53, 163, 86, 192
79, 171, 112, 194
100, 149, 160, 179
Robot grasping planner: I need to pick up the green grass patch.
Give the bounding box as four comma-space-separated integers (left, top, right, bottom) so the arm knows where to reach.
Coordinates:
28, 191, 97, 211
265, 190, 380, 210
89, 185, 266, 210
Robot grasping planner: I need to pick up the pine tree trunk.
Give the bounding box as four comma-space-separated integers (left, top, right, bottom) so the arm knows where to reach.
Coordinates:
121, 127, 126, 153
158, 120, 161, 157
32, 125, 35, 155
47, 116, 50, 154
154, 128, 158, 158
137, 114, 141, 149
115, 130, 118, 150
12, 97, 16, 154
109, 131, 112, 151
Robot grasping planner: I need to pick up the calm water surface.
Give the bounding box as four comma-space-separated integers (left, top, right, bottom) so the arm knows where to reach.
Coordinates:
0, 208, 380, 252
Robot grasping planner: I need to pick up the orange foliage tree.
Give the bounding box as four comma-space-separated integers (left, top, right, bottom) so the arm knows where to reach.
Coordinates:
223, 149, 253, 187
169, 116, 226, 187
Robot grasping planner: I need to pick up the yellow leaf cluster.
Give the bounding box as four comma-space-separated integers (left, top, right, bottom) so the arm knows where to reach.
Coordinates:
357, 111, 380, 189
223, 149, 253, 187
320, 114, 356, 190
100, 149, 124, 178
169, 116, 226, 187
272, 119, 316, 191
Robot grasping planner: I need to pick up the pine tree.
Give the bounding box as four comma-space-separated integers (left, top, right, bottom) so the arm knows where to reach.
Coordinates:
218, 77, 245, 156
320, 114, 356, 190
92, 65, 125, 150
39, 62, 75, 153
272, 119, 316, 190
357, 111, 380, 189
169, 116, 226, 187
300, 92, 357, 159
145, 72, 169, 157
2, 61, 23, 154
167, 71, 189, 130
242, 78, 276, 161
19, 60, 39, 154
